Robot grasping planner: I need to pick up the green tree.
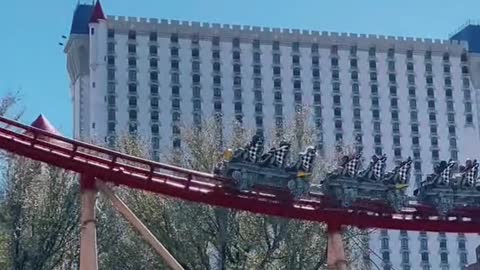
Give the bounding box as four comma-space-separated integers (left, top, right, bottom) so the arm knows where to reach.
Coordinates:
0, 158, 80, 270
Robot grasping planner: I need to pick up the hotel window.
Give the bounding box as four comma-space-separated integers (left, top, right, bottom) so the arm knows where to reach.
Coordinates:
440, 253, 448, 264
390, 86, 397, 96
128, 30, 136, 40
273, 53, 281, 64
331, 45, 338, 55
128, 110, 137, 120
172, 99, 180, 109
389, 74, 396, 83
331, 58, 339, 67
369, 47, 376, 56
332, 70, 339, 80
128, 70, 136, 82
149, 32, 157, 41
170, 33, 178, 43
232, 38, 240, 47
192, 48, 199, 58
407, 49, 413, 59
150, 72, 158, 82
151, 98, 159, 109
151, 111, 159, 122
294, 80, 301, 89
387, 48, 395, 58
212, 36, 220, 46
192, 74, 201, 84
128, 44, 136, 54
107, 69, 115, 81
443, 52, 450, 61
425, 63, 432, 73
292, 42, 300, 52
170, 47, 178, 56
149, 46, 157, 56
108, 29, 114, 38
460, 253, 468, 265
233, 51, 240, 60
388, 61, 395, 71
171, 73, 179, 84
128, 57, 136, 67
351, 71, 358, 80
150, 58, 158, 68
128, 84, 137, 94
172, 86, 180, 96
192, 61, 200, 72
253, 52, 261, 63
407, 62, 414, 71
107, 56, 115, 65
425, 50, 432, 60
292, 55, 300, 65
273, 66, 281, 75
350, 59, 357, 68
421, 252, 429, 263
107, 43, 115, 53
293, 68, 301, 76
274, 79, 281, 88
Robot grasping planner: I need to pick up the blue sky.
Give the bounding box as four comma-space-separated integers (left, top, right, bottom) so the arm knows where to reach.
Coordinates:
0, 0, 478, 137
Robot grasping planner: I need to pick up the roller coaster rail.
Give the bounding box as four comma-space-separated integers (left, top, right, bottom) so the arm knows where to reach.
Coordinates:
0, 115, 479, 270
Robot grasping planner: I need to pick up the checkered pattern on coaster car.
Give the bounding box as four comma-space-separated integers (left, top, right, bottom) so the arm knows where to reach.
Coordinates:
300, 151, 315, 172
439, 161, 455, 184
273, 145, 289, 167
345, 156, 361, 176
248, 141, 263, 162
373, 155, 387, 180
398, 159, 412, 184
463, 162, 479, 186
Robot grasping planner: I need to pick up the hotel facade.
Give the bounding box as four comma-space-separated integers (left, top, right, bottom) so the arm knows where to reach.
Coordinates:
65, 2, 480, 269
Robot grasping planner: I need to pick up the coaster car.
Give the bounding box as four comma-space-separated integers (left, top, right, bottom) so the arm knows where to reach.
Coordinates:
322, 153, 412, 212
414, 159, 480, 218
213, 135, 317, 198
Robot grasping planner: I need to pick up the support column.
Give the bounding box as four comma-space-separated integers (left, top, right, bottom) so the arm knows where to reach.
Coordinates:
96, 181, 184, 270
79, 175, 98, 270
326, 224, 348, 270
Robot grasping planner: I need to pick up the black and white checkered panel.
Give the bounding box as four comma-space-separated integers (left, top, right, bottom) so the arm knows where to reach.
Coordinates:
273, 145, 289, 167
373, 156, 387, 181
301, 150, 316, 172
465, 162, 479, 186
439, 162, 455, 185
248, 142, 262, 162
398, 160, 413, 184
345, 157, 359, 177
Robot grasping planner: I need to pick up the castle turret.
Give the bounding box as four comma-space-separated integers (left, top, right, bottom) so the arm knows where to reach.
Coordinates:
88, 0, 107, 71
65, 1, 107, 141
87, 0, 108, 141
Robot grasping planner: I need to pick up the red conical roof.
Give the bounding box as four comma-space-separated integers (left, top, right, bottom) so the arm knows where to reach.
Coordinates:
30, 114, 61, 135
89, 0, 106, 23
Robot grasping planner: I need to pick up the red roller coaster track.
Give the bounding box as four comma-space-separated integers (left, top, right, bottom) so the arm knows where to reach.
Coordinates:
0, 116, 479, 233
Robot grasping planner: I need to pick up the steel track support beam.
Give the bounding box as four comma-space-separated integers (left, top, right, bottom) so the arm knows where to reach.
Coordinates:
96, 180, 185, 270
326, 224, 348, 270
79, 175, 98, 270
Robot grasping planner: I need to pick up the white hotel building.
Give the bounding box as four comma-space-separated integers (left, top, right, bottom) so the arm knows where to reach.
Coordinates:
65, 1, 480, 269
